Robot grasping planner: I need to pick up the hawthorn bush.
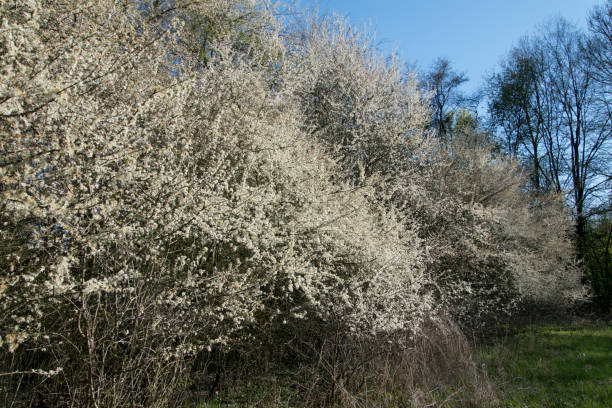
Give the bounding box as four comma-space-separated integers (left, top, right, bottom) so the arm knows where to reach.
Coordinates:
399, 136, 582, 329
1, 1, 431, 405
0, 0, 583, 406
289, 12, 582, 331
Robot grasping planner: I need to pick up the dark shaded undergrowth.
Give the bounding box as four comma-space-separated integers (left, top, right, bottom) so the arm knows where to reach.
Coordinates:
189, 318, 612, 408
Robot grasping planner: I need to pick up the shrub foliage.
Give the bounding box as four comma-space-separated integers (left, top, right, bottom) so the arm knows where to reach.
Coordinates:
0, 1, 582, 406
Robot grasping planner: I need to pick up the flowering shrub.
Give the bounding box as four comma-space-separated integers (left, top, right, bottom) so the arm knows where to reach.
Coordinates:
393, 136, 583, 329
0, 1, 432, 405
291, 14, 430, 184
0, 0, 584, 406
289, 16, 583, 329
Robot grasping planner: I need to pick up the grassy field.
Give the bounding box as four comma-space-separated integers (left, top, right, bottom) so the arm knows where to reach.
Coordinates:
480, 322, 612, 408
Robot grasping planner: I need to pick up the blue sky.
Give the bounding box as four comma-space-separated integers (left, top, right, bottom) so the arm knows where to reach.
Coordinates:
297, 0, 603, 95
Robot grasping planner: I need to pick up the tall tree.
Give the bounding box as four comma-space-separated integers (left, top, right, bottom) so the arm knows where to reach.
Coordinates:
585, 0, 612, 193
487, 40, 563, 192
487, 18, 612, 262
545, 19, 611, 260
423, 58, 469, 142
586, 0, 612, 89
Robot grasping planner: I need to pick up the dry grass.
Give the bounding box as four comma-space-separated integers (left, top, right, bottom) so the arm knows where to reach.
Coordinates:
193, 316, 497, 408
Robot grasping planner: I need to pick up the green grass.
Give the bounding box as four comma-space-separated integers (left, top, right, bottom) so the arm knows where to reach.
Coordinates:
480, 322, 612, 408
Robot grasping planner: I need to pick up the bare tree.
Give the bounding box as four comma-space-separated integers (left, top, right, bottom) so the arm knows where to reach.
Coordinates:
487, 39, 564, 192
545, 19, 612, 260
488, 18, 612, 262
586, 0, 612, 89
423, 58, 469, 142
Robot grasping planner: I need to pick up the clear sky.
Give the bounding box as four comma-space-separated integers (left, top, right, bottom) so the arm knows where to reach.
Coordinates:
297, 0, 603, 95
